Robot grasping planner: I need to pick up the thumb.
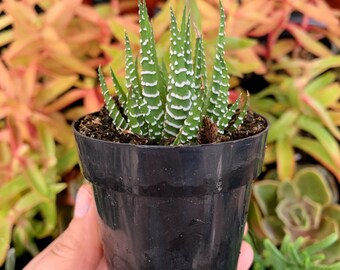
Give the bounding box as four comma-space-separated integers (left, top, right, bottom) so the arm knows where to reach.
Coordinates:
24, 185, 104, 270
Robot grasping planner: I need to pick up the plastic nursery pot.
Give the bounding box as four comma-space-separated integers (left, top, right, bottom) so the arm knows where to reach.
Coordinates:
73, 113, 269, 270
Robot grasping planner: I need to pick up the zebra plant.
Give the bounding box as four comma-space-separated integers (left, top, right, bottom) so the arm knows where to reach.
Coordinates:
98, 0, 249, 145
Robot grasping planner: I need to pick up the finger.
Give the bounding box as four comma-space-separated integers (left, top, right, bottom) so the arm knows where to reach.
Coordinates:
96, 256, 108, 270
237, 241, 254, 270
24, 185, 104, 270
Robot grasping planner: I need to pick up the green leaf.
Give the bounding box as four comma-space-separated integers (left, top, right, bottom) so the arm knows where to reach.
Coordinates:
263, 238, 290, 266
37, 202, 57, 238
193, 36, 207, 97
301, 94, 340, 140
304, 233, 338, 256
309, 217, 338, 248
163, 8, 192, 138
124, 34, 147, 136
262, 216, 285, 243
304, 72, 337, 95
0, 219, 12, 266
224, 36, 257, 50
322, 238, 340, 264
5, 248, 15, 270
24, 163, 50, 197
56, 147, 78, 175
110, 67, 127, 109
231, 92, 249, 130
276, 135, 296, 181
277, 181, 300, 201
324, 205, 340, 228
13, 191, 47, 217
139, 0, 164, 140
294, 167, 332, 206
108, 18, 139, 46
292, 137, 340, 181
38, 123, 56, 164
218, 95, 240, 133
310, 56, 340, 79
310, 83, 340, 108
205, 1, 226, 122
297, 116, 340, 168
98, 66, 128, 130
173, 97, 203, 145
0, 176, 27, 205
213, 53, 231, 131
266, 110, 299, 143
253, 181, 279, 216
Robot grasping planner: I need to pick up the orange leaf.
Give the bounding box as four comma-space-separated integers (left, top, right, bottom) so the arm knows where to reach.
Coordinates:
233, 48, 266, 74
83, 88, 103, 113
42, 26, 71, 55
45, 0, 81, 29
23, 62, 38, 102
43, 89, 86, 113
271, 40, 296, 60
0, 15, 13, 30
35, 76, 78, 107
49, 54, 96, 77
286, 24, 332, 57
3, 34, 40, 61
0, 60, 15, 96
75, 5, 101, 24
249, 10, 284, 37
3, 1, 38, 35
37, 112, 74, 146
289, 0, 339, 34
196, 0, 220, 21
0, 29, 14, 47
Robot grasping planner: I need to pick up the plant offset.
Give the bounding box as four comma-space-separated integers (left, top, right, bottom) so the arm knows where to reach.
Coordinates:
97, 1, 254, 145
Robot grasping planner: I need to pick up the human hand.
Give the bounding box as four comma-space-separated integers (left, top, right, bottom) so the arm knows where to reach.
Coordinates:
24, 185, 106, 270
24, 185, 253, 270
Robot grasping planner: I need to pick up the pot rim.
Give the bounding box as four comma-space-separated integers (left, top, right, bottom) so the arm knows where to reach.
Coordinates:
72, 111, 269, 149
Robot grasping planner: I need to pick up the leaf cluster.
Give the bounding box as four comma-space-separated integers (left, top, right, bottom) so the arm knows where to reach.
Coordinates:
100, 1, 249, 144
248, 234, 340, 270
249, 166, 340, 266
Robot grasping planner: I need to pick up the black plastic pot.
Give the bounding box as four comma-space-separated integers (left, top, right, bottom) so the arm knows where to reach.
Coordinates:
73, 113, 269, 270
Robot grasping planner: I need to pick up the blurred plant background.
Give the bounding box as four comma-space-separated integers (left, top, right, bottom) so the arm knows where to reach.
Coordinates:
0, 0, 339, 268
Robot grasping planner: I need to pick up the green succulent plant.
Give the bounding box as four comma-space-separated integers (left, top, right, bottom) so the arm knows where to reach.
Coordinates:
248, 166, 340, 265
98, 0, 249, 145
248, 234, 340, 270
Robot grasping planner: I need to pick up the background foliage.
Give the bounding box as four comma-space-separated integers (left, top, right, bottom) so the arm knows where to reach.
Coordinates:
0, 0, 339, 268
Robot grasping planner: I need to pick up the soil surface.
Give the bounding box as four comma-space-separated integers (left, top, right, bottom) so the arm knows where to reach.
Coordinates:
76, 107, 267, 145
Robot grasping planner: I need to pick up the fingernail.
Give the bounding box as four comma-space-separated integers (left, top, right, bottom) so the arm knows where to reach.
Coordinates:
74, 186, 91, 218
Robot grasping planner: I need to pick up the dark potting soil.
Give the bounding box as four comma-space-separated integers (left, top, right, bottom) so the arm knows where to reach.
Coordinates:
77, 107, 267, 145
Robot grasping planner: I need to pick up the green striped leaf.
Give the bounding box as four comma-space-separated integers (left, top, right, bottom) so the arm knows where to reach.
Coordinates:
139, 0, 164, 140
218, 95, 241, 133
163, 9, 192, 138
124, 34, 148, 136
98, 67, 128, 130
214, 54, 230, 132
193, 36, 207, 102
231, 92, 249, 130
205, 1, 226, 122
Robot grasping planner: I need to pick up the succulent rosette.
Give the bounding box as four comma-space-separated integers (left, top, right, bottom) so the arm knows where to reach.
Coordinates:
249, 166, 340, 264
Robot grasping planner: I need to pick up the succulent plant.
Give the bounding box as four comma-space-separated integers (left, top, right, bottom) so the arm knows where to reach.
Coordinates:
98, 0, 249, 145
247, 234, 340, 270
249, 166, 340, 264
